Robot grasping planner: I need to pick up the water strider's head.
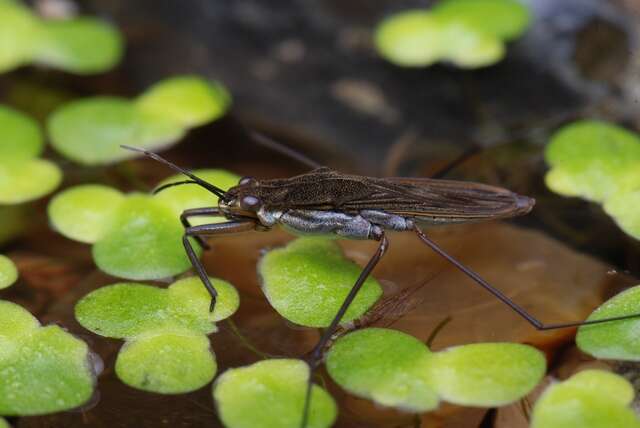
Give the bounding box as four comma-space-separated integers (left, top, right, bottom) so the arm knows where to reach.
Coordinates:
219, 176, 265, 219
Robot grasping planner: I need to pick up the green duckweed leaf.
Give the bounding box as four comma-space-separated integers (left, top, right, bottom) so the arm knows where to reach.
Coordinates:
0, 159, 62, 205
0, 0, 41, 73
432, 0, 530, 40
168, 276, 239, 324
115, 330, 216, 393
0, 104, 42, 162
576, 285, 640, 361
48, 185, 126, 243
326, 328, 438, 412
0, 417, 9, 428
92, 195, 198, 280
213, 359, 337, 428
531, 370, 640, 428
154, 169, 240, 226
75, 283, 172, 338
426, 342, 545, 406
0, 256, 18, 290
135, 76, 231, 127
0, 300, 95, 416
259, 237, 382, 328
0, 0, 122, 75
545, 121, 640, 203
47, 97, 183, 165
603, 190, 640, 240
34, 17, 123, 74
374, 0, 529, 68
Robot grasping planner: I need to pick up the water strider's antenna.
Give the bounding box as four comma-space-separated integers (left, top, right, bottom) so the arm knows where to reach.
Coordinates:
121, 145, 228, 199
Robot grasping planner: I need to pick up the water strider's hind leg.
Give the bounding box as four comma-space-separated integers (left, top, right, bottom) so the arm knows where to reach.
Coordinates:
300, 233, 389, 428
183, 219, 256, 312
413, 225, 640, 330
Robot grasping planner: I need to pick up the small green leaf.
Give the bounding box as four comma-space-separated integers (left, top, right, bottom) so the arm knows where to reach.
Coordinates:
75, 283, 173, 338
0, 159, 62, 205
0, 325, 94, 415
0, 301, 95, 416
115, 329, 216, 394
374, 0, 528, 68
603, 190, 640, 240
0, 417, 9, 428
48, 185, 126, 243
531, 370, 640, 428
545, 121, 640, 203
0, 256, 18, 290
0, 104, 42, 162
92, 195, 198, 280
34, 17, 123, 74
576, 285, 640, 361
154, 169, 240, 226
213, 359, 337, 428
135, 76, 231, 127
168, 276, 239, 324
47, 97, 183, 165
426, 342, 545, 406
432, 0, 530, 40
0, 0, 41, 73
326, 328, 438, 412
259, 237, 382, 327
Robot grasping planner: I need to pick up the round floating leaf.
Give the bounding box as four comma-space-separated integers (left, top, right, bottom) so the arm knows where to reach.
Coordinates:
34, 17, 123, 74
0, 105, 42, 162
433, 0, 531, 40
135, 76, 231, 127
116, 330, 216, 394
545, 121, 640, 203
0, 300, 39, 342
75, 283, 171, 338
48, 185, 125, 243
0, 417, 9, 428
0, 158, 62, 204
92, 195, 198, 280
168, 276, 239, 324
603, 191, 640, 240
576, 285, 640, 361
47, 97, 183, 165
213, 359, 337, 428
0, 324, 94, 416
326, 328, 438, 412
0, 256, 18, 290
259, 237, 382, 328
375, 11, 445, 67
426, 342, 545, 406
531, 370, 640, 428
0, 0, 41, 73
437, 21, 504, 68
154, 169, 240, 226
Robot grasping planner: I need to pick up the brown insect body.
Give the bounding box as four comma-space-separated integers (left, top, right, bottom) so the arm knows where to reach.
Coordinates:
222, 167, 535, 227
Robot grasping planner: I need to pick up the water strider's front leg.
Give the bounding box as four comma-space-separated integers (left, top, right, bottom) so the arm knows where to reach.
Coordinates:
183, 217, 256, 312
181, 207, 222, 250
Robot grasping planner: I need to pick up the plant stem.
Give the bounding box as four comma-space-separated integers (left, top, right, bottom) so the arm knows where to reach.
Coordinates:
225, 318, 277, 360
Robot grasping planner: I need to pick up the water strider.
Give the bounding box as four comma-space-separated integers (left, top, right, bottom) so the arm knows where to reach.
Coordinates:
122, 142, 640, 428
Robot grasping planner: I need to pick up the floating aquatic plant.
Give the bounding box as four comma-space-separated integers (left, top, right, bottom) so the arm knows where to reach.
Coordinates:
0, 300, 96, 415
545, 120, 640, 239
374, 0, 530, 68
0, 256, 17, 290
47, 76, 231, 165
75, 276, 239, 393
326, 328, 545, 412
576, 284, 640, 361
0, 104, 61, 204
259, 237, 382, 327
0, 0, 122, 74
48, 169, 239, 280
213, 359, 337, 428
531, 370, 640, 428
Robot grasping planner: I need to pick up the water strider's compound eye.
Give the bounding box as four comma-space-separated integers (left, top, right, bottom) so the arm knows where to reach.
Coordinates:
239, 176, 255, 185
240, 195, 261, 211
